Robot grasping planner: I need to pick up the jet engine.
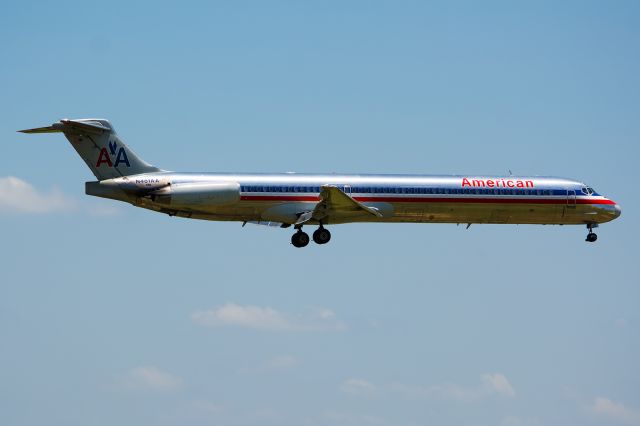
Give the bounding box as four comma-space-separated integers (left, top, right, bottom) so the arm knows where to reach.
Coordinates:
151, 182, 240, 206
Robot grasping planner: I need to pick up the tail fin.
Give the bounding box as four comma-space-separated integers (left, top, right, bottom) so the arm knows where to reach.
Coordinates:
19, 118, 162, 180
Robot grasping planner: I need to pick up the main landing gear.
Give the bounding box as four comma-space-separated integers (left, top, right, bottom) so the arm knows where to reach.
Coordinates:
313, 225, 331, 245
586, 224, 598, 243
291, 225, 331, 248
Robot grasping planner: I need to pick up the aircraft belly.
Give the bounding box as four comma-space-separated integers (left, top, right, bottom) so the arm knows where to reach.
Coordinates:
236, 199, 598, 225
140, 195, 616, 226
376, 201, 568, 225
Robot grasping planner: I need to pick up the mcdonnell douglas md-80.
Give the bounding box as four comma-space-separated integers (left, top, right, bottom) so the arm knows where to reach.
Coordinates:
20, 119, 621, 247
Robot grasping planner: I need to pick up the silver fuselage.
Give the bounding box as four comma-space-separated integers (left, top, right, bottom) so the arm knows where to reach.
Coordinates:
87, 172, 621, 226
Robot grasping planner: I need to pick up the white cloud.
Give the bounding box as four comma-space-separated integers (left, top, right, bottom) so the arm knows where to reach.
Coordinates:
122, 366, 183, 392
341, 379, 378, 395
482, 373, 516, 397
591, 397, 640, 425
0, 176, 73, 213
343, 373, 515, 402
191, 303, 345, 332
0, 176, 123, 217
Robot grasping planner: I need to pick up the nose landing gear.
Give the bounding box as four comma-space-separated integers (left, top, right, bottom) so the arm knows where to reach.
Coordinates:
586, 224, 598, 243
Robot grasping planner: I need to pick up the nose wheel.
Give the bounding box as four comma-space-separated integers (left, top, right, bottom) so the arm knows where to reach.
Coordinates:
586, 224, 598, 243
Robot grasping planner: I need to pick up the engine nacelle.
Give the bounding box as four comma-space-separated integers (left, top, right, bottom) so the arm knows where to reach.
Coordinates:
152, 182, 240, 207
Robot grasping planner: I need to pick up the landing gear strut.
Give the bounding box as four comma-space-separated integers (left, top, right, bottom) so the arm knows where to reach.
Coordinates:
586, 224, 598, 243
291, 227, 310, 248
313, 225, 331, 245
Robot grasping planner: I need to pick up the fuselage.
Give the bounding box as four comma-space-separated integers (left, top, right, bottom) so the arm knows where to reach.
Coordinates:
88, 172, 621, 226
21, 118, 622, 247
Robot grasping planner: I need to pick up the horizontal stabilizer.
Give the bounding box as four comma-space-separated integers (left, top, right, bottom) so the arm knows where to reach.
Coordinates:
18, 125, 62, 134
18, 119, 110, 135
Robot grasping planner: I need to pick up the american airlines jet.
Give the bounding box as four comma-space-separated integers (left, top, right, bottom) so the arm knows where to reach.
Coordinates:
20, 119, 621, 247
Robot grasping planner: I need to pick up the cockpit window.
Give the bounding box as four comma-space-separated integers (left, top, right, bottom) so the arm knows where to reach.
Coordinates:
581, 186, 595, 195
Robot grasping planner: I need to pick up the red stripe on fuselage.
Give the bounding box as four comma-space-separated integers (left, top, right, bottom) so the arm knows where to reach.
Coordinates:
239, 195, 616, 205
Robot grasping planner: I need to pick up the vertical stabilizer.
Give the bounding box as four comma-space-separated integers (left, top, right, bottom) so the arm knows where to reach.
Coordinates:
19, 118, 162, 180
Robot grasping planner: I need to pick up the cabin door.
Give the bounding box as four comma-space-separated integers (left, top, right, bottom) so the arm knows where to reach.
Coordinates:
343, 185, 352, 196
566, 190, 577, 209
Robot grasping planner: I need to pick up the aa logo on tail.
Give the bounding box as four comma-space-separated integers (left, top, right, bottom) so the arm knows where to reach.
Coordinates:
96, 141, 130, 168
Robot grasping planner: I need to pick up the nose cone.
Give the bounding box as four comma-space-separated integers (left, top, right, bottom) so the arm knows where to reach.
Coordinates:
614, 203, 622, 218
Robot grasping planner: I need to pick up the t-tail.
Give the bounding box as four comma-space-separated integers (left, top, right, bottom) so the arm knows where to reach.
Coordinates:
18, 118, 162, 180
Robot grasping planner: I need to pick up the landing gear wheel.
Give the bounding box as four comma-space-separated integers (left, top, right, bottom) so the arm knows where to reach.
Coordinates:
291, 231, 310, 248
585, 224, 598, 243
313, 227, 331, 245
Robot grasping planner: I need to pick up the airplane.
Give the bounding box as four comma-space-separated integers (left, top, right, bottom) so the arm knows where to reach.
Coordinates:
19, 118, 621, 247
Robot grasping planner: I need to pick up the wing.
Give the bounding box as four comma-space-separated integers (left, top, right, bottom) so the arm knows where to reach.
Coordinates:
295, 185, 383, 225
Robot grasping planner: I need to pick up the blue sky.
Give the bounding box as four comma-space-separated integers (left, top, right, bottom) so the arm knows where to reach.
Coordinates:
1, 1, 638, 425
